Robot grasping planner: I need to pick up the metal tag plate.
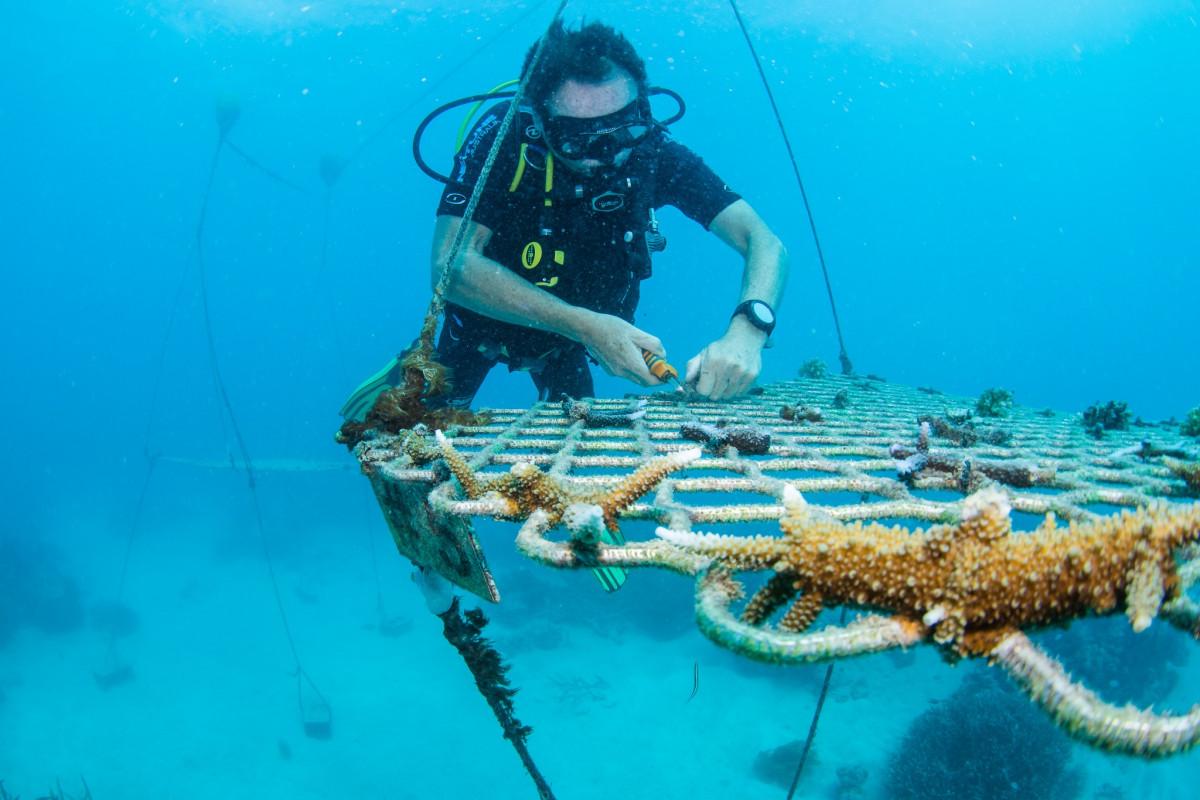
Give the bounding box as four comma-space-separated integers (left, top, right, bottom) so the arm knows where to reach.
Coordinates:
371, 473, 499, 603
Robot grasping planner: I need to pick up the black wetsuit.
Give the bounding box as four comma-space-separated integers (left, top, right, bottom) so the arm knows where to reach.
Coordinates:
434, 101, 740, 406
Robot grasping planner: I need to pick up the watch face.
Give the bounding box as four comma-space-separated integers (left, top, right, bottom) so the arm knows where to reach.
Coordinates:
750, 300, 775, 326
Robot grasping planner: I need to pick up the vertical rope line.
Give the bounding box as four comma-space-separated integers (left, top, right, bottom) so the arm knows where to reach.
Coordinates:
415, 16, 571, 783
413, 0, 568, 360
105, 248, 192, 661
785, 651, 838, 800
197, 129, 331, 729
727, 0, 853, 375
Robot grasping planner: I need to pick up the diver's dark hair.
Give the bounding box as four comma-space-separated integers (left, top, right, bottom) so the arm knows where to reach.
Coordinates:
520, 20, 648, 116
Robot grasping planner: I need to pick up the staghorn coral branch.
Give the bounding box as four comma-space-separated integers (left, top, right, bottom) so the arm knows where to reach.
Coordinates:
655, 525, 789, 571
695, 569, 926, 663
437, 429, 483, 498
992, 630, 1200, 756
1126, 557, 1167, 633
436, 433, 698, 531
598, 447, 701, 527
1160, 593, 1200, 637
1177, 551, 1200, 588
741, 572, 799, 625
660, 486, 1200, 656
779, 591, 825, 633
1165, 458, 1200, 495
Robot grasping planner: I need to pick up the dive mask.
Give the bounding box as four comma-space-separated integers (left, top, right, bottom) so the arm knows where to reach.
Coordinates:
543, 97, 654, 164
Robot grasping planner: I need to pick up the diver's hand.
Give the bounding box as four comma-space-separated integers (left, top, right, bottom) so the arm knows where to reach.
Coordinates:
685, 320, 766, 400
575, 312, 663, 386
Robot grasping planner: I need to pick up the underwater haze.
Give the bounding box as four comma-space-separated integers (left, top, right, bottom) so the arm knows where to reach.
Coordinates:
2, 1, 1199, 798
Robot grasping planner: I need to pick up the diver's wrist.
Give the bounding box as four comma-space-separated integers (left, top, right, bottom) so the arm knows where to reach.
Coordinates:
558, 306, 601, 344
726, 314, 770, 347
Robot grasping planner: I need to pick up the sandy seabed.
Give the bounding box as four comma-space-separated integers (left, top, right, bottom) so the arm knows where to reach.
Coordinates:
3, 471, 1199, 800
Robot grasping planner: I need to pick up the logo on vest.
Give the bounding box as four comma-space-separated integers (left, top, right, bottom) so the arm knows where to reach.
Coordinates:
444, 192, 467, 205
590, 191, 625, 213
522, 241, 543, 269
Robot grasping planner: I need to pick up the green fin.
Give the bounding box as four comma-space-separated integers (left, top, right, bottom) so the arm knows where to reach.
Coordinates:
590, 527, 628, 592
339, 355, 404, 422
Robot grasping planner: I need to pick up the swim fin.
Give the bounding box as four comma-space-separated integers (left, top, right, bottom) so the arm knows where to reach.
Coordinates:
340, 355, 405, 422
591, 527, 628, 592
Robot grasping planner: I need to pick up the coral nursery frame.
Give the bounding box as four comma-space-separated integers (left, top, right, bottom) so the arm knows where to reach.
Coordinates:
351, 375, 1200, 756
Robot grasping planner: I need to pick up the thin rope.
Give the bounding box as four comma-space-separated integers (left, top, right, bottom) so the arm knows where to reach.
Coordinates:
400, 0, 568, 401
727, 0, 853, 376
99, 452, 159, 677
423, 0, 568, 337
784, 606, 847, 799
415, 10, 569, 796
100, 107, 235, 680
102, 202, 198, 666
225, 138, 307, 192
343, 0, 554, 169
140, 250, 192, 459
197, 125, 332, 731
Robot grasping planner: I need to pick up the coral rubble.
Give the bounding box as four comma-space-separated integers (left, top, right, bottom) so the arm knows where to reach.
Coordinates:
919, 414, 978, 447
562, 396, 646, 428
798, 359, 828, 379
975, 387, 1014, 418
1182, 407, 1200, 438
1082, 400, 1132, 440
780, 404, 823, 423
680, 420, 771, 455
1165, 458, 1200, 496
890, 421, 1034, 490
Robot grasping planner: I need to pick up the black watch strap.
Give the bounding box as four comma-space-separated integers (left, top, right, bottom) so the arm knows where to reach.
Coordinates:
731, 299, 776, 336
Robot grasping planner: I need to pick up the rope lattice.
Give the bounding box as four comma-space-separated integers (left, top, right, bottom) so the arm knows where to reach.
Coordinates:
364, 376, 1191, 528
354, 375, 1200, 757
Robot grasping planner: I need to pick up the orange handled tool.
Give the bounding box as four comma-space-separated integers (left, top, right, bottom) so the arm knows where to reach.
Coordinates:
642, 349, 682, 386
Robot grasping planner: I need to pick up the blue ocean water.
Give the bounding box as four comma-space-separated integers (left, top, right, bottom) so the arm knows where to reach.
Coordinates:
2, 1, 1199, 797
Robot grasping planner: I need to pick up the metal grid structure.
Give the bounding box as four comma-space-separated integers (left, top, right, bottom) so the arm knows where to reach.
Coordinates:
359, 375, 1193, 561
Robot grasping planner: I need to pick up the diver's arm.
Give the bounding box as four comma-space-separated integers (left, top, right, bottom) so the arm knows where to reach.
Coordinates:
711, 199, 788, 312
431, 215, 584, 337
431, 215, 661, 385
684, 199, 789, 399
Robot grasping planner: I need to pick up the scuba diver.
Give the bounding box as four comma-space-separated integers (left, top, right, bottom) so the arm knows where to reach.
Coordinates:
342, 19, 788, 421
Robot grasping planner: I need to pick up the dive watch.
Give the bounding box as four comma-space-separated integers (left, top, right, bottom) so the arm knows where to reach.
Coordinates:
731, 299, 776, 336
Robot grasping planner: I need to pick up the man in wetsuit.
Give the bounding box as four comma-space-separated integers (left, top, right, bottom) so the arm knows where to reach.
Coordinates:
432, 20, 787, 404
